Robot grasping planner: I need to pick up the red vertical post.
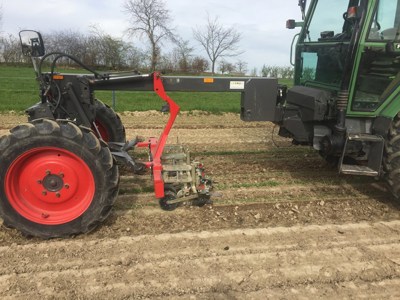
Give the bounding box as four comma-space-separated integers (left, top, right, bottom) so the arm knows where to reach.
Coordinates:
151, 73, 180, 198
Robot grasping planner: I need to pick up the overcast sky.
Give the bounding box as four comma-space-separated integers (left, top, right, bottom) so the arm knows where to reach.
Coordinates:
1, 0, 303, 72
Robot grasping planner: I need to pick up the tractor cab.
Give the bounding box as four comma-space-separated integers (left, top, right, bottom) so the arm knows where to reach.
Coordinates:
267, 0, 400, 177
292, 0, 400, 113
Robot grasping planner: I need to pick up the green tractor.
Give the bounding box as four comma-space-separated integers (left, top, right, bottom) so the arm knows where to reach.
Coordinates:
243, 0, 400, 197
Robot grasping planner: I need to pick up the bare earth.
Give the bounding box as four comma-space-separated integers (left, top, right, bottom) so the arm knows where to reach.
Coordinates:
0, 112, 400, 299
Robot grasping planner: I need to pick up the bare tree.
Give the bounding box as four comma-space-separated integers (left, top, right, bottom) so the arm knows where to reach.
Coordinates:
174, 38, 194, 73
235, 60, 248, 75
125, 45, 148, 71
0, 34, 23, 63
250, 67, 258, 77
261, 65, 294, 79
193, 15, 242, 74
191, 56, 209, 74
90, 26, 128, 69
124, 0, 175, 71
218, 60, 235, 75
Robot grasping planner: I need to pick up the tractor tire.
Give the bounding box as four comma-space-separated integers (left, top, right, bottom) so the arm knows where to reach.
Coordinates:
93, 99, 126, 143
0, 119, 119, 238
384, 113, 400, 199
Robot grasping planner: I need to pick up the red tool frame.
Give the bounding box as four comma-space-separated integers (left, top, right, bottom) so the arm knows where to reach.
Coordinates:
137, 73, 180, 199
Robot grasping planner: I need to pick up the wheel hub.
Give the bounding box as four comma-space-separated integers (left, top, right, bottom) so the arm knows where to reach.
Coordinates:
42, 174, 64, 192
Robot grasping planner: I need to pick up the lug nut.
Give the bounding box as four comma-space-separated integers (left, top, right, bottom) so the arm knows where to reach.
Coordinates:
42, 190, 47, 196
64, 184, 70, 189
37, 180, 42, 184
55, 192, 61, 198
45, 170, 51, 175
59, 172, 64, 178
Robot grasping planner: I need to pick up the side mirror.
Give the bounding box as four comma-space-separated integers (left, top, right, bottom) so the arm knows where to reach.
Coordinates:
19, 30, 45, 57
286, 19, 304, 29
286, 19, 296, 29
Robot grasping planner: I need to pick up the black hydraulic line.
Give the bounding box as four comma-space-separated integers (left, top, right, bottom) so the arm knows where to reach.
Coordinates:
38, 51, 106, 80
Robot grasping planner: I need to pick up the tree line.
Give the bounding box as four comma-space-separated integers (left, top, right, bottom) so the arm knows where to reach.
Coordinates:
0, 0, 294, 78
0, 28, 210, 73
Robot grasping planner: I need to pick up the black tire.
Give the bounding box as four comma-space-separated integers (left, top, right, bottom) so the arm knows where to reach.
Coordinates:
384, 113, 400, 198
0, 119, 119, 238
93, 99, 126, 143
159, 185, 179, 211
192, 195, 212, 207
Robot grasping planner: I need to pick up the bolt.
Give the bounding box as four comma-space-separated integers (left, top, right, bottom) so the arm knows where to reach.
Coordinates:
42, 190, 47, 196
64, 184, 70, 189
41, 213, 49, 219
59, 172, 64, 178
55, 192, 61, 198
45, 170, 51, 175
37, 180, 42, 184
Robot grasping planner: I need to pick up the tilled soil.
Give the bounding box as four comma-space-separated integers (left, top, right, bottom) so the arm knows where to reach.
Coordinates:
1, 112, 400, 299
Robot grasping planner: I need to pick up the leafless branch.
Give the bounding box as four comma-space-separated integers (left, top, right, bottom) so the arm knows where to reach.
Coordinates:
193, 14, 243, 74
124, 0, 176, 70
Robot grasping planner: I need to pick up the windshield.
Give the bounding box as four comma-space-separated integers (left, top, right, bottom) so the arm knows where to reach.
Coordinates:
306, 0, 353, 42
295, 0, 364, 88
368, 0, 400, 40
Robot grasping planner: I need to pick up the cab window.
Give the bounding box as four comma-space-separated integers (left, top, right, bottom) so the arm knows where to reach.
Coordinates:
368, 0, 400, 40
353, 0, 400, 111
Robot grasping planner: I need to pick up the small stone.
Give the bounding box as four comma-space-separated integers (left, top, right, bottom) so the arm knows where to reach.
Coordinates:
224, 246, 230, 251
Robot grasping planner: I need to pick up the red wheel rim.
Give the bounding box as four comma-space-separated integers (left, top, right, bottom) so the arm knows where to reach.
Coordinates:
93, 120, 110, 142
5, 147, 95, 225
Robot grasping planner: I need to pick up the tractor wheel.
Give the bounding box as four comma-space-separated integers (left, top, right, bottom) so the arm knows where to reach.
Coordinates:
384, 113, 400, 199
0, 119, 119, 238
93, 99, 126, 143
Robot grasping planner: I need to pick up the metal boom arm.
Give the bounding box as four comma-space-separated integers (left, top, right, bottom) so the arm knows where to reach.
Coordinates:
92, 72, 281, 122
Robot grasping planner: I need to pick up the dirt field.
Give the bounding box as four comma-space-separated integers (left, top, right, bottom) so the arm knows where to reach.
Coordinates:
1, 112, 400, 299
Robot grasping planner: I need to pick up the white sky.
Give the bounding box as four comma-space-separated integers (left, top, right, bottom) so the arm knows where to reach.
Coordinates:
0, 0, 303, 72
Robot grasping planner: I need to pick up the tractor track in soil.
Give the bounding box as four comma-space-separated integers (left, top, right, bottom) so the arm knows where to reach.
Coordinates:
0, 112, 400, 299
